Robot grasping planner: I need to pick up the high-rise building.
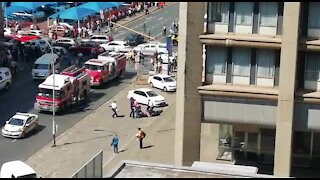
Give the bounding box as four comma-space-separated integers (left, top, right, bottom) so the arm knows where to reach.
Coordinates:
176, 2, 320, 177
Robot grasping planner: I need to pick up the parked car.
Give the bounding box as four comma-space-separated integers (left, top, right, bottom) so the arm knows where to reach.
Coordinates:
99, 40, 130, 51
47, 46, 68, 56
124, 34, 145, 46
0, 67, 12, 91
133, 42, 168, 56
53, 37, 77, 49
24, 39, 50, 53
28, 30, 43, 36
69, 42, 104, 56
148, 74, 176, 92
1, 112, 39, 139
127, 88, 166, 107
0, 161, 38, 178
4, 28, 12, 36
10, 33, 40, 44
82, 35, 113, 44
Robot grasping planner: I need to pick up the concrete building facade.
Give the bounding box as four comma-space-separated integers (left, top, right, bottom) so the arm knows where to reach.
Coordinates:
176, 2, 320, 177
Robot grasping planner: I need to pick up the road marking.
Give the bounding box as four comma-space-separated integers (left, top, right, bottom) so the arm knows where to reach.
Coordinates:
134, 25, 139, 28
11, 139, 16, 143
158, 17, 164, 21
113, 31, 126, 38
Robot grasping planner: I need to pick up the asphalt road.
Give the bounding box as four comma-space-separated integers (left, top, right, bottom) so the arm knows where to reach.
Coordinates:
0, 3, 179, 166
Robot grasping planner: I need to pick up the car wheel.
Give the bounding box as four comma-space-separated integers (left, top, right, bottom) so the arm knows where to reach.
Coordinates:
163, 87, 167, 92
34, 123, 38, 132
5, 83, 10, 91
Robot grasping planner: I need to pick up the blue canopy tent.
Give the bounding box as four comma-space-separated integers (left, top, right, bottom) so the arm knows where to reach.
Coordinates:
77, 2, 123, 13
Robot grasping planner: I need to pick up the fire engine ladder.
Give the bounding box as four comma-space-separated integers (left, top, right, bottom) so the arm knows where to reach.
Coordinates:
61, 65, 85, 78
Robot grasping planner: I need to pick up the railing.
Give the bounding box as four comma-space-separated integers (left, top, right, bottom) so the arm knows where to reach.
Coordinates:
71, 150, 103, 178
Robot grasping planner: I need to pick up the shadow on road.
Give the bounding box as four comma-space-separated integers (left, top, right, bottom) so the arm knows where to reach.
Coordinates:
23, 124, 46, 139
143, 145, 154, 149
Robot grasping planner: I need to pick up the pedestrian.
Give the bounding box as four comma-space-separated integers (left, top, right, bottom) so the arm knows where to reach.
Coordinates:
135, 128, 146, 149
129, 97, 135, 118
133, 99, 139, 118
111, 100, 119, 118
110, 134, 119, 153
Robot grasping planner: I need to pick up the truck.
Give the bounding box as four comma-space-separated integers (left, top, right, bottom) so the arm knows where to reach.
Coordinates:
34, 65, 90, 113
84, 52, 126, 87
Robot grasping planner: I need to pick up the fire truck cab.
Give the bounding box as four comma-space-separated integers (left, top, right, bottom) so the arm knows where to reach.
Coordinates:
84, 52, 126, 87
34, 65, 90, 113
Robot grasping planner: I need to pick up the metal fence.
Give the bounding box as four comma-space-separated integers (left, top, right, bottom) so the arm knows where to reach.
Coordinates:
71, 150, 103, 178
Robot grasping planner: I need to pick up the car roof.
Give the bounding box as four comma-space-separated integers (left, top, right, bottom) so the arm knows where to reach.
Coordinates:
0, 67, 10, 73
11, 114, 29, 121
91, 35, 109, 37
1, 161, 36, 177
57, 38, 73, 41
134, 88, 153, 92
154, 74, 172, 78
109, 40, 126, 44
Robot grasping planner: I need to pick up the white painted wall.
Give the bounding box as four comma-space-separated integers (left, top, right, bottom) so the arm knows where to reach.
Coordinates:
235, 25, 252, 34
257, 78, 274, 87
232, 76, 250, 85
259, 26, 277, 36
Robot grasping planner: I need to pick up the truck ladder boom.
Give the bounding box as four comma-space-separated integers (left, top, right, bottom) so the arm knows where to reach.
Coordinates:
61, 65, 85, 77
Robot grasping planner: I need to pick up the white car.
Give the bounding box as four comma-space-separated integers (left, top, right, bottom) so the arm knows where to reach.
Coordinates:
48, 46, 68, 56
82, 35, 112, 44
133, 42, 168, 56
28, 30, 43, 36
4, 28, 12, 36
24, 39, 50, 53
54, 38, 77, 46
58, 22, 74, 30
2, 112, 39, 139
148, 74, 176, 92
127, 88, 166, 107
0, 161, 38, 178
100, 40, 130, 51
12, 11, 33, 17
0, 67, 12, 91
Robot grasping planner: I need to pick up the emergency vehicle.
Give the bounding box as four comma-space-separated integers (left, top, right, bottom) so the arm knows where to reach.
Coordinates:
34, 65, 90, 113
84, 52, 126, 87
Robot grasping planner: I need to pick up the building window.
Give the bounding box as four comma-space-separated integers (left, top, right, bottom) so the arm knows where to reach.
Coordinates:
257, 49, 275, 78
208, 2, 229, 23
235, 2, 253, 25
259, 2, 278, 27
293, 132, 311, 155
232, 48, 251, 76
206, 47, 227, 74
305, 52, 320, 81
308, 2, 320, 28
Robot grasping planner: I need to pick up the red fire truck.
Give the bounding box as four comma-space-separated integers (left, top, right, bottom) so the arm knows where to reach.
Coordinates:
84, 52, 126, 87
34, 65, 90, 113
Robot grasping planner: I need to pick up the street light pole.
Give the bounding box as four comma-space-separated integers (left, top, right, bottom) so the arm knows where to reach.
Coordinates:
39, 36, 56, 147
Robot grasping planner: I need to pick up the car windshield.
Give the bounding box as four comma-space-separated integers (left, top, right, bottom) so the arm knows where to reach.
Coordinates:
85, 64, 103, 71
34, 64, 49, 70
146, 91, 158, 97
8, 118, 25, 126
163, 77, 174, 82
37, 88, 62, 99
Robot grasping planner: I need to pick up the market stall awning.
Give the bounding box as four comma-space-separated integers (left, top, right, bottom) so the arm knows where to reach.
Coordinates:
49, 7, 96, 20
77, 2, 124, 12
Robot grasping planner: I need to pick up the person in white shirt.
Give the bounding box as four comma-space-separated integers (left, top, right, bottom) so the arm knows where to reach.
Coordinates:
111, 101, 118, 118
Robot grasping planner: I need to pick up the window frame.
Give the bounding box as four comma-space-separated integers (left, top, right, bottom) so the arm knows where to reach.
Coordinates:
207, 2, 230, 24
259, 2, 278, 27
256, 49, 275, 79
235, 2, 254, 26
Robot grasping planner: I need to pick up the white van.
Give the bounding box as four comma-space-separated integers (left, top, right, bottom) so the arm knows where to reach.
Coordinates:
32, 53, 60, 80
0, 67, 12, 91
0, 161, 38, 178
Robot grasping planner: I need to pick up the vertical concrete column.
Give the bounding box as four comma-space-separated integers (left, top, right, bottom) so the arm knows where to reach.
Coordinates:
274, 2, 300, 177
175, 2, 205, 166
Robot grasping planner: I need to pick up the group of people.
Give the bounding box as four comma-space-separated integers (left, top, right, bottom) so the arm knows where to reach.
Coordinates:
110, 127, 146, 153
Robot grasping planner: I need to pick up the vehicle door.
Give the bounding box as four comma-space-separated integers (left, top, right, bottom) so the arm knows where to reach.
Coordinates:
153, 76, 161, 89
134, 90, 147, 104
25, 117, 35, 134
0, 75, 4, 89
107, 42, 117, 51
139, 91, 149, 105
144, 44, 156, 56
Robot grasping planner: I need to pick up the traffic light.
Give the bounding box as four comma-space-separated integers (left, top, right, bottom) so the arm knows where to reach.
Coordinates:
6, 2, 11, 7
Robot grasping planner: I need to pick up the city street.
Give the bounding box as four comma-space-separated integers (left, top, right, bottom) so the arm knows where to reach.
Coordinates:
0, 2, 179, 166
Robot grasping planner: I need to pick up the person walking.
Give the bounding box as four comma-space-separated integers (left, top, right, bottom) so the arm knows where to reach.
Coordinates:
129, 97, 135, 118
110, 134, 119, 153
111, 101, 119, 118
135, 128, 146, 149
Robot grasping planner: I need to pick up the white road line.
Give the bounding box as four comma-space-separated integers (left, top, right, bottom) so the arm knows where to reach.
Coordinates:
11, 139, 16, 143
113, 31, 126, 38
158, 17, 164, 21
134, 25, 139, 28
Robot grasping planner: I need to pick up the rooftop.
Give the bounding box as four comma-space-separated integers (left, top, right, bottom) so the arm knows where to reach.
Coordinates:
107, 161, 274, 178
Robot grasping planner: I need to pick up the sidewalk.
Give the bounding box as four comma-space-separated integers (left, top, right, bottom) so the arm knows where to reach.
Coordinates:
25, 81, 176, 178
